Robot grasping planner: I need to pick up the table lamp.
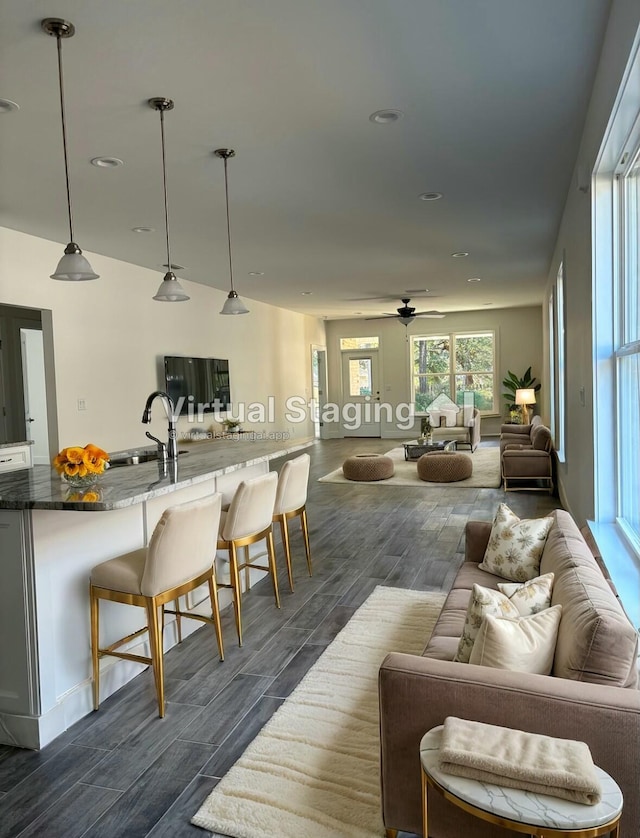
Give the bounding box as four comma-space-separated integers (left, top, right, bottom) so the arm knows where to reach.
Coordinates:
515, 388, 536, 425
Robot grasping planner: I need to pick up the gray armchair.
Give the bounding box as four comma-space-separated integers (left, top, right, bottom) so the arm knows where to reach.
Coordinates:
501, 423, 553, 492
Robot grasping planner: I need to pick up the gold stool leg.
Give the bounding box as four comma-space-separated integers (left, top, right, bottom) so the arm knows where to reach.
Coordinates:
174, 597, 182, 643
301, 506, 312, 576
421, 767, 428, 838
279, 517, 294, 592
243, 545, 251, 591
229, 543, 243, 646
146, 597, 165, 717
267, 529, 281, 608
90, 584, 100, 711
208, 572, 224, 661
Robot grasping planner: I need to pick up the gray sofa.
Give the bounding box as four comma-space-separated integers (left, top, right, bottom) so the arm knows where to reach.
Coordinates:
429, 407, 481, 451
379, 509, 640, 838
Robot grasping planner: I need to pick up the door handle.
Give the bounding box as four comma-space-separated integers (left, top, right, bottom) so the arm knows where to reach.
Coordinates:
26, 418, 35, 423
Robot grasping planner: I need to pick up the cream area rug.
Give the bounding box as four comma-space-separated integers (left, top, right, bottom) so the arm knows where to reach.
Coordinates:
192, 586, 446, 838
318, 444, 501, 488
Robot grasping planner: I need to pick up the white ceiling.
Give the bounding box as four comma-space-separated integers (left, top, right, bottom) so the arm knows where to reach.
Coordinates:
0, 0, 610, 319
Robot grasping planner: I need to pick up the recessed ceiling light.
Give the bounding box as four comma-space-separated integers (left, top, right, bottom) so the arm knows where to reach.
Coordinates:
301, 291, 313, 296
90, 156, 124, 168
0, 98, 20, 113
369, 109, 404, 124
418, 192, 443, 201
405, 288, 429, 294
248, 271, 264, 276
451, 251, 469, 258
162, 263, 186, 271
483, 302, 493, 305
131, 226, 155, 233
467, 277, 482, 283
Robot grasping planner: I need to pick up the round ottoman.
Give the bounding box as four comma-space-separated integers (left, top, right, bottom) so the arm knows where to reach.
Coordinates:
417, 451, 472, 483
342, 454, 395, 482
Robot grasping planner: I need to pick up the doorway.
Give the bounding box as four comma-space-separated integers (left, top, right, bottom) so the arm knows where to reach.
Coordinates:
341, 351, 381, 437
21, 329, 51, 465
311, 345, 328, 440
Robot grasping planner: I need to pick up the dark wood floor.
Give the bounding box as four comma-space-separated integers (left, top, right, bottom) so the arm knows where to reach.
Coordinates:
0, 438, 561, 838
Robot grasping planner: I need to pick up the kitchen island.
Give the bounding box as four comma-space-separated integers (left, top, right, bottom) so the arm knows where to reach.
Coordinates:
0, 436, 313, 749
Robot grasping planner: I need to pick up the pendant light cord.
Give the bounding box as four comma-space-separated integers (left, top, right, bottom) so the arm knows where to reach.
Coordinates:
223, 155, 235, 293
159, 108, 172, 271
55, 33, 74, 243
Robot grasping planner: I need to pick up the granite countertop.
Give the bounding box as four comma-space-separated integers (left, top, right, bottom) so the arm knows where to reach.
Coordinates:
0, 436, 314, 512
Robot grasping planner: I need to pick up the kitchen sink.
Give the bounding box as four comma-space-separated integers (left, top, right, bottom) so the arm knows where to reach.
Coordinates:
109, 449, 189, 467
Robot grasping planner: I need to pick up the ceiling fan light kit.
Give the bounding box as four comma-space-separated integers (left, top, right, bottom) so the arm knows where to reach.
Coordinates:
42, 18, 99, 282
365, 298, 445, 325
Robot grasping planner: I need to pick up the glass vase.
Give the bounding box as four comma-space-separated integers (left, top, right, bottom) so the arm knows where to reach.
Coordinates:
62, 472, 101, 489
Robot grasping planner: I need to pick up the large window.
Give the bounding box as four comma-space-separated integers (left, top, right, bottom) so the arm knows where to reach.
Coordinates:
617, 147, 640, 549
551, 262, 566, 462
411, 332, 496, 413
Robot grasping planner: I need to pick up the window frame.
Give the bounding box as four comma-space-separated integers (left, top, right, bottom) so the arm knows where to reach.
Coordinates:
410, 330, 497, 415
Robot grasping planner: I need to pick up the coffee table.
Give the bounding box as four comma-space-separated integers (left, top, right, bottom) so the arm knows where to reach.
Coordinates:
403, 440, 455, 460
420, 726, 623, 838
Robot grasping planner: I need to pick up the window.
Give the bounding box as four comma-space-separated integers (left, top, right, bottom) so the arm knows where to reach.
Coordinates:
339, 336, 379, 350
552, 262, 566, 462
616, 147, 640, 549
411, 331, 496, 413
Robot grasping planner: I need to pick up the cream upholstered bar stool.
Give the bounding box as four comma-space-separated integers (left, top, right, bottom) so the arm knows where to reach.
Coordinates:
216, 471, 280, 646
90, 493, 224, 718
272, 453, 312, 591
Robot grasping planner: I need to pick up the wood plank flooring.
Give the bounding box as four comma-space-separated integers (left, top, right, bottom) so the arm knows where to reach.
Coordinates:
0, 438, 561, 838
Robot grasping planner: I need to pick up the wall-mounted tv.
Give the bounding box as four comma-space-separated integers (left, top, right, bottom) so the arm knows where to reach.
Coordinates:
164, 355, 231, 415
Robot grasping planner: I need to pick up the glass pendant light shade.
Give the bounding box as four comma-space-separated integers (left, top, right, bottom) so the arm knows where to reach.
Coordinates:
50, 242, 99, 281
153, 271, 190, 302
42, 19, 98, 282
215, 148, 249, 315
220, 289, 249, 315
149, 97, 189, 302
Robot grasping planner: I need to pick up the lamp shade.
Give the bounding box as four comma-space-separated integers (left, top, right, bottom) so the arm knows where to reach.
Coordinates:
153, 272, 189, 302
515, 388, 536, 405
220, 290, 249, 315
50, 244, 99, 281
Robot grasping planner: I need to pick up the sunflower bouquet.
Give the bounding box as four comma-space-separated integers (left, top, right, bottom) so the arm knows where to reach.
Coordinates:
53, 443, 110, 487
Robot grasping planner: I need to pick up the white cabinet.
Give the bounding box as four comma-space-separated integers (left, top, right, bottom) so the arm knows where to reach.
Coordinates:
0, 443, 32, 472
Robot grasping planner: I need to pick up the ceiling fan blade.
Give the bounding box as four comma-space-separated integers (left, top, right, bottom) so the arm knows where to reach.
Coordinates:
364, 314, 400, 320
414, 310, 446, 318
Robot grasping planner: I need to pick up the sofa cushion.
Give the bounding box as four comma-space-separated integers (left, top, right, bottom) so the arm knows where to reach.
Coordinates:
468, 605, 563, 675
497, 572, 554, 616
541, 510, 639, 688
454, 584, 520, 663
479, 503, 553, 582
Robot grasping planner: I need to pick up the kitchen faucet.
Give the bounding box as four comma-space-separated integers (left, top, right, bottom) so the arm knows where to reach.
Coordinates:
141, 391, 178, 462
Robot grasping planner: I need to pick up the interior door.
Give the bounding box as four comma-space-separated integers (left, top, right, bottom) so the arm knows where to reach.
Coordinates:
341, 351, 381, 437
311, 346, 329, 439
20, 328, 50, 464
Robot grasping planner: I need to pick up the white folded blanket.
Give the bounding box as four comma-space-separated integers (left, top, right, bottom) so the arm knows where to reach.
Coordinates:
439, 717, 602, 805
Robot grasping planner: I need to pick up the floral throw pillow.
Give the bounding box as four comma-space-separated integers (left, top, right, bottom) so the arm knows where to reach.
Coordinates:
497, 572, 554, 616
454, 584, 520, 663
479, 504, 554, 582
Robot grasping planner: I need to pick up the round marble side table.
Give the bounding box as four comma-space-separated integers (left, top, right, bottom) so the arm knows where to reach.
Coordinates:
420, 727, 623, 838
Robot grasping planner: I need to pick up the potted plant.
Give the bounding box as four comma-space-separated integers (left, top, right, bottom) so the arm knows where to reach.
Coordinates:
221, 418, 241, 433
502, 367, 541, 421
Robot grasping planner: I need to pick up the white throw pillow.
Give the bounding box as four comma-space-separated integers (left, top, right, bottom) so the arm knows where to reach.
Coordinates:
497, 572, 554, 616
469, 605, 562, 675
453, 584, 520, 664
479, 504, 553, 582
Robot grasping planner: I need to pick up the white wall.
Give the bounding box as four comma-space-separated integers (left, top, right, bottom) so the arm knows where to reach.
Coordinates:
544, 0, 640, 523
324, 306, 543, 438
0, 227, 325, 452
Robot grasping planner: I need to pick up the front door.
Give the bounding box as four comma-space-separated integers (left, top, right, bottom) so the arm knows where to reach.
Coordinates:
341, 351, 381, 437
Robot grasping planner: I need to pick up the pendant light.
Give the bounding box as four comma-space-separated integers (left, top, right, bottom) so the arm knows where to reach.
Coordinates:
215, 149, 249, 315
148, 98, 189, 302
42, 18, 98, 281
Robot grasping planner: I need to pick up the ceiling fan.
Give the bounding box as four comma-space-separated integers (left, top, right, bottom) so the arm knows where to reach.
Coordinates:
365, 298, 446, 325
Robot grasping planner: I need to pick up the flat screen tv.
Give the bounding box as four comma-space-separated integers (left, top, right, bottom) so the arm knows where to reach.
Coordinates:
164, 355, 231, 415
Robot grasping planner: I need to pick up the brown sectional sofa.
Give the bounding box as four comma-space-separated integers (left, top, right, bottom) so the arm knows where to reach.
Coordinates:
379, 510, 640, 838
500, 415, 554, 492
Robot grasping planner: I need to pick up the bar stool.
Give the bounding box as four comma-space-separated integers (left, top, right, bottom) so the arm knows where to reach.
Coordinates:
90, 493, 224, 718
273, 453, 312, 591
216, 471, 279, 646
